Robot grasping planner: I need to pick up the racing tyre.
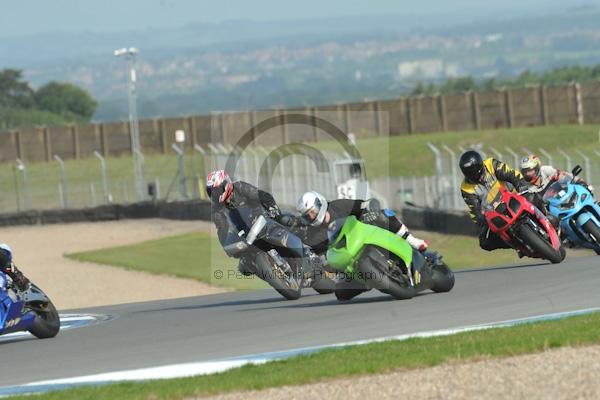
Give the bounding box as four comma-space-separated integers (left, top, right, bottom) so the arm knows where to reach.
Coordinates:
582, 220, 600, 255
356, 246, 415, 300
28, 297, 60, 339
430, 262, 455, 293
518, 223, 564, 264
311, 273, 335, 294
254, 252, 301, 300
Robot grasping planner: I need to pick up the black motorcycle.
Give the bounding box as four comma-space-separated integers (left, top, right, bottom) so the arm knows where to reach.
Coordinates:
223, 207, 335, 300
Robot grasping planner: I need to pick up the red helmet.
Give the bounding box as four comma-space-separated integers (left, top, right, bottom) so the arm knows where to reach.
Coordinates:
206, 170, 233, 203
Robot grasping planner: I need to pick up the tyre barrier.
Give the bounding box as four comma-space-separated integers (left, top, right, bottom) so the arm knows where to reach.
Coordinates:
0, 201, 474, 237
401, 204, 477, 236
0, 200, 213, 227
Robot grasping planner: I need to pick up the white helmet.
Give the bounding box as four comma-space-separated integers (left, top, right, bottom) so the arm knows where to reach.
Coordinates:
296, 191, 328, 226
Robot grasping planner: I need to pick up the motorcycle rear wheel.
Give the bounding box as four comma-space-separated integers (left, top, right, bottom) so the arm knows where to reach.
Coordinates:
311, 273, 335, 294
254, 252, 301, 300
356, 246, 415, 300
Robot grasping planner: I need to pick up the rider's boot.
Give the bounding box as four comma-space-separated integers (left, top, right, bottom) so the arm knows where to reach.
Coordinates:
237, 257, 256, 276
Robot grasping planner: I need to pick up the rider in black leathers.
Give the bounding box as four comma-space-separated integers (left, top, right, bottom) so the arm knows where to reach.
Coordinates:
0, 244, 29, 291
206, 170, 312, 278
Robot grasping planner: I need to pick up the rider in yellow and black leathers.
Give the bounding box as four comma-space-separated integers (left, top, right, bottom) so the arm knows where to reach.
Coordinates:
459, 150, 530, 251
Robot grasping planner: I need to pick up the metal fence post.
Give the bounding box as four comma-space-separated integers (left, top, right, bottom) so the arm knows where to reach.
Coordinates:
538, 148, 553, 166
171, 143, 189, 199
488, 146, 503, 161
94, 151, 111, 204
15, 159, 29, 210
194, 144, 208, 199
442, 145, 459, 209
558, 149, 573, 172
575, 150, 592, 184
207, 143, 221, 172
90, 182, 97, 207
54, 155, 68, 208
411, 176, 418, 206
504, 147, 520, 171
12, 164, 21, 212
154, 176, 162, 199
427, 143, 442, 207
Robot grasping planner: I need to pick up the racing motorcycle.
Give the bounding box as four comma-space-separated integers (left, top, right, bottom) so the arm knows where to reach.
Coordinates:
223, 207, 335, 300
325, 215, 455, 300
482, 185, 565, 263
0, 268, 60, 339
543, 165, 600, 254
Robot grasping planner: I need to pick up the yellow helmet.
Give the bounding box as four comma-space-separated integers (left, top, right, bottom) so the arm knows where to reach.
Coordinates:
520, 155, 541, 183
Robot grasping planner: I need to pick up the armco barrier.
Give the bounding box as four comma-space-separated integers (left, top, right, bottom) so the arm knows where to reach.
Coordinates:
401, 204, 478, 236
0, 200, 214, 227
0, 200, 474, 238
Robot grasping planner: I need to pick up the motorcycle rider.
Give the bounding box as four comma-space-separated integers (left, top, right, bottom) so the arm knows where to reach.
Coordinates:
206, 169, 315, 280
0, 244, 29, 291
459, 150, 531, 253
294, 191, 431, 301
520, 154, 593, 195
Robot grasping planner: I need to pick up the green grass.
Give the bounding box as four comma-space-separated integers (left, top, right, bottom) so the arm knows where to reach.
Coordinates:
351, 124, 600, 178
66, 232, 267, 290
66, 230, 595, 291
14, 311, 600, 400
2, 124, 599, 213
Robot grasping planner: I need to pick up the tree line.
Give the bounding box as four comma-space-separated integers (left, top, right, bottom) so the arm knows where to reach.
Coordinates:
411, 64, 600, 96
0, 69, 97, 130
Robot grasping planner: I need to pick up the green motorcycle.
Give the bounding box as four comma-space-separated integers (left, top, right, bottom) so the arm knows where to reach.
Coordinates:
326, 216, 455, 300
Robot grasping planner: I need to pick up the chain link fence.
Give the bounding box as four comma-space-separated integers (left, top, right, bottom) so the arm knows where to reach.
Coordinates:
377, 143, 600, 212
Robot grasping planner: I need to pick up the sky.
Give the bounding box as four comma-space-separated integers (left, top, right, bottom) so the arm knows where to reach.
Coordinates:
0, 0, 577, 37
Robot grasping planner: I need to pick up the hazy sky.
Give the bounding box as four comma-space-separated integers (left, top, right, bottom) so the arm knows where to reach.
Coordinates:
0, 0, 576, 37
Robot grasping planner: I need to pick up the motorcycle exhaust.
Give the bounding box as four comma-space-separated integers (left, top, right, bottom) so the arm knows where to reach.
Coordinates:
247, 215, 267, 245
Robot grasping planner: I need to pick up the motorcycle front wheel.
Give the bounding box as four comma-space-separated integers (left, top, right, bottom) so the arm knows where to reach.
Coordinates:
518, 224, 564, 264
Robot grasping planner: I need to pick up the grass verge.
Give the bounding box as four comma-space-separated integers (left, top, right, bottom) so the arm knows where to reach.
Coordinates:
12, 311, 600, 400
66, 232, 267, 291
66, 230, 594, 290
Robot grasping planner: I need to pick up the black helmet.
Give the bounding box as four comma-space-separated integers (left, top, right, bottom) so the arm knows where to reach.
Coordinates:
459, 150, 484, 183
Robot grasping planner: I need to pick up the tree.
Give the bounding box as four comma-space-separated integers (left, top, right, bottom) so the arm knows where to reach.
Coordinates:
35, 82, 97, 121
0, 69, 35, 109
441, 77, 476, 94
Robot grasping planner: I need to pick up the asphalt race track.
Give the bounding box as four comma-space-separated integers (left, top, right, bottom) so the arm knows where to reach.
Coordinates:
2, 255, 600, 389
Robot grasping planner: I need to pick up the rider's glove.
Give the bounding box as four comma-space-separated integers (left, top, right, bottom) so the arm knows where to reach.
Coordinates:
360, 211, 379, 224
407, 236, 428, 252
278, 213, 301, 227
266, 206, 281, 219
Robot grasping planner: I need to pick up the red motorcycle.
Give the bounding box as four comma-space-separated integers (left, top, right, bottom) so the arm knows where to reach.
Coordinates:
482, 186, 565, 263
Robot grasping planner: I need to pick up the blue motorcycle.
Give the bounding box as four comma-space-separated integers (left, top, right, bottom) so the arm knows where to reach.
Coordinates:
543, 165, 600, 254
0, 269, 60, 339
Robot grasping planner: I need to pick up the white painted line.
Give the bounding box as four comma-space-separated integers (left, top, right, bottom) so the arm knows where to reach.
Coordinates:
0, 314, 113, 343
2, 307, 598, 397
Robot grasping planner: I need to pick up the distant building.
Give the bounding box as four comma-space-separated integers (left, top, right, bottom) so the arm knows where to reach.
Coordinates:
397, 59, 461, 80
